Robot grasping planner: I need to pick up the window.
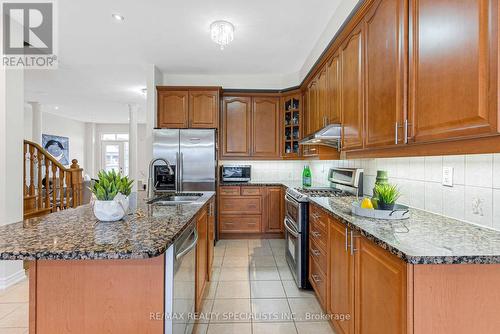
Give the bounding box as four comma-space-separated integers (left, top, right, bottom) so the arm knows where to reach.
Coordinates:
99, 133, 129, 176
101, 133, 129, 141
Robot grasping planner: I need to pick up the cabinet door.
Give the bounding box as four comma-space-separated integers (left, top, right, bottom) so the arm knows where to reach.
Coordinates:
157, 90, 189, 128
222, 97, 251, 157
252, 97, 280, 158
409, 0, 498, 142
189, 90, 219, 128
317, 67, 328, 129
207, 200, 215, 280
364, 0, 406, 148
327, 53, 341, 124
265, 187, 283, 233
306, 79, 319, 135
354, 236, 408, 334
328, 218, 354, 334
195, 208, 208, 312
341, 25, 364, 151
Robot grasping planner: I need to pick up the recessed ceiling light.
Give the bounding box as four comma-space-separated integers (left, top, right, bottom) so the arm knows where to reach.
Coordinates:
112, 13, 125, 21
54, 106, 59, 110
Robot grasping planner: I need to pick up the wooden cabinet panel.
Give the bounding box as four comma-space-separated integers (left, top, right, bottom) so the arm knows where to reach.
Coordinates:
310, 239, 327, 274
328, 217, 354, 334
326, 53, 341, 125
354, 236, 407, 334
252, 97, 280, 158
309, 256, 328, 308
196, 207, 208, 312
222, 97, 251, 157
310, 215, 328, 251
207, 200, 215, 280
264, 186, 283, 233
409, 0, 498, 143
241, 187, 262, 196
219, 197, 261, 215
317, 67, 328, 129
189, 90, 219, 128
364, 0, 406, 148
341, 25, 364, 151
306, 79, 319, 136
219, 186, 240, 196
157, 90, 189, 128
219, 215, 261, 233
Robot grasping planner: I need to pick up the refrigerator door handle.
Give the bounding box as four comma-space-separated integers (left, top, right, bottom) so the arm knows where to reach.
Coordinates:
179, 152, 184, 192
175, 152, 180, 192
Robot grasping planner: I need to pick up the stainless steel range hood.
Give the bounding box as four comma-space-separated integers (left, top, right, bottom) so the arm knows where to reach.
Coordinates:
299, 123, 342, 149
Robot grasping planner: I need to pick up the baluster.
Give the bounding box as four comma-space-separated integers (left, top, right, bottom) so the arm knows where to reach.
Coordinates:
44, 159, 50, 210
23, 143, 27, 197
65, 170, 70, 210
51, 163, 57, 212
37, 149, 43, 210
28, 146, 35, 197
59, 169, 65, 210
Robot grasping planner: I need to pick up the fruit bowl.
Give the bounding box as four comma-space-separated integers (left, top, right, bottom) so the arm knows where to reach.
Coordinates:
351, 201, 410, 220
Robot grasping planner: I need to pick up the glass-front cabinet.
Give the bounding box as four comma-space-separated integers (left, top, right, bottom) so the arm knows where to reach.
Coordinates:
282, 93, 302, 158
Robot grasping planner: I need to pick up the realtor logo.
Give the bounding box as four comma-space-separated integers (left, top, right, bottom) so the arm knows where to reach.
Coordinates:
2, 1, 57, 68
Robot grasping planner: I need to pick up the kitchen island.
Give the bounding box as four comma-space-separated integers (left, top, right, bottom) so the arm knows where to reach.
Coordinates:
0, 191, 215, 334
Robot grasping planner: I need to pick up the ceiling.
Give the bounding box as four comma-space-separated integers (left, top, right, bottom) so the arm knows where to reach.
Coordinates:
25, 0, 345, 123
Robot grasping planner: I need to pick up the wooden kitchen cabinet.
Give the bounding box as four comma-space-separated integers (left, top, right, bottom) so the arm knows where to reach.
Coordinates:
157, 90, 189, 128
207, 199, 215, 280
408, 0, 498, 143
363, 0, 406, 148
222, 96, 252, 157
264, 186, 284, 233
195, 206, 208, 312
252, 97, 280, 158
189, 90, 219, 128
326, 52, 341, 125
341, 24, 364, 151
306, 79, 319, 136
157, 87, 219, 129
317, 67, 328, 130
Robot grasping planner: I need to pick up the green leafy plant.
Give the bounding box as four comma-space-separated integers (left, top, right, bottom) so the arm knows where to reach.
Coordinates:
374, 183, 400, 205
91, 170, 134, 201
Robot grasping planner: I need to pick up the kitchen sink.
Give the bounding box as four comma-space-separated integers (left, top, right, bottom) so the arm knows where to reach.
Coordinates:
148, 193, 203, 205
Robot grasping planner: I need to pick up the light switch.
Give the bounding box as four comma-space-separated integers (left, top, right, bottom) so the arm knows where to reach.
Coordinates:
442, 166, 453, 187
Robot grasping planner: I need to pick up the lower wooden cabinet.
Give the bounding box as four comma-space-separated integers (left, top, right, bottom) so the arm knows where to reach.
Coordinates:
195, 205, 208, 312
207, 199, 215, 280
219, 185, 284, 236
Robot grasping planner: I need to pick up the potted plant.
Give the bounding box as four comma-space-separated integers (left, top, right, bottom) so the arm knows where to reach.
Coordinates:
373, 183, 400, 210
91, 170, 134, 222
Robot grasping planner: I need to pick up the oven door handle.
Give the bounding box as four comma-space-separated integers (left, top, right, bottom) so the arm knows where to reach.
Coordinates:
284, 218, 300, 238
285, 194, 300, 206
176, 229, 198, 260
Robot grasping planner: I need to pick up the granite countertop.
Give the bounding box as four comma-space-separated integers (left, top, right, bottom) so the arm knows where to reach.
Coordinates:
310, 196, 500, 265
219, 180, 328, 188
0, 191, 215, 260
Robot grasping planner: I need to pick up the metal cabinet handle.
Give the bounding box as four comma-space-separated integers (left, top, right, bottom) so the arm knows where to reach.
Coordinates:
350, 230, 360, 255
311, 249, 321, 256
176, 229, 198, 260
311, 231, 321, 238
404, 119, 409, 144
311, 274, 322, 283
395, 122, 399, 144
345, 227, 349, 252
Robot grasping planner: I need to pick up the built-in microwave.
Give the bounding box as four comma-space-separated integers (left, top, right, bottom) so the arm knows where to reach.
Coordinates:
221, 165, 251, 182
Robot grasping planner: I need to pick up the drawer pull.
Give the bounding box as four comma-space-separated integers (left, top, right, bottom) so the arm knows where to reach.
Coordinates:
311, 213, 320, 219
311, 249, 321, 256
311, 274, 322, 283
311, 231, 321, 238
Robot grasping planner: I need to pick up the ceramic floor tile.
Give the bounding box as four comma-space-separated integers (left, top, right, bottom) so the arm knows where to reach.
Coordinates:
197, 298, 214, 323
215, 281, 251, 299
0, 281, 28, 303
193, 323, 209, 334
249, 266, 280, 281
224, 248, 249, 257
205, 281, 218, 299
288, 298, 325, 322
210, 267, 221, 281
214, 247, 226, 257
0, 328, 28, 334
250, 281, 286, 299
212, 256, 223, 268
248, 240, 271, 249
282, 280, 315, 298
224, 240, 249, 248
251, 298, 293, 322
219, 267, 250, 281
211, 299, 252, 323
277, 266, 294, 280
273, 256, 287, 267
269, 239, 286, 248
248, 247, 274, 256
0, 304, 28, 328
222, 256, 250, 268
295, 321, 336, 334
207, 323, 252, 334
249, 256, 276, 267
0, 304, 22, 321
253, 322, 298, 334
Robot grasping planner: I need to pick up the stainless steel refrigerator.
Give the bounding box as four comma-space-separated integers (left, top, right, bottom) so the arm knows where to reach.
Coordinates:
153, 129, 216, 192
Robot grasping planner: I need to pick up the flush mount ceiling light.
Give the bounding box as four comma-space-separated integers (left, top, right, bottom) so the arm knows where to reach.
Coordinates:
210, 20, 234, 50
111, 13, 125, 21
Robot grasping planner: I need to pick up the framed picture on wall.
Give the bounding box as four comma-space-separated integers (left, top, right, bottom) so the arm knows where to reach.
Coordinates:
42, 134, 70, 166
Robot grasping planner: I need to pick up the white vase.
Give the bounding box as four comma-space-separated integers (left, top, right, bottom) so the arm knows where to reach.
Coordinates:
93, 198, 127, 222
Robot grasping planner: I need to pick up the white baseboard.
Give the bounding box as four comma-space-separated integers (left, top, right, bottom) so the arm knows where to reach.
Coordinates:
0, 269, 26, 290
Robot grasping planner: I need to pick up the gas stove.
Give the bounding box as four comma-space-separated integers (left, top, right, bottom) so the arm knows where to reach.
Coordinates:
286, 187, 350, 202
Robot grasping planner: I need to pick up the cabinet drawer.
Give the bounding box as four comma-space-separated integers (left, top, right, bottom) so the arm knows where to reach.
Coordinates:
310, 206, 328, 234
241, 187, 262, 196
309, 239, 327, 275
219, 186, 240, 196
310, 220, 327, 251
309, 257, 327, 308
220, 215, 261, 233
219, 197, 262, 214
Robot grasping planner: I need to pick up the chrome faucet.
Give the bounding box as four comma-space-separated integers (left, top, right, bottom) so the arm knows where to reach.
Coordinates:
148, 158, 174, 199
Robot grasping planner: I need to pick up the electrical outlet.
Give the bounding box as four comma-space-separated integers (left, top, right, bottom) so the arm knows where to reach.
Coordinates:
442, 166, 453, 187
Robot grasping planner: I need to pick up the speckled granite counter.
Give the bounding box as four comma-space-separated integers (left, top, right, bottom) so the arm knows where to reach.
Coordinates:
0, 191, 215, 260
219, 180, 328, 188
310, 196, 500, 265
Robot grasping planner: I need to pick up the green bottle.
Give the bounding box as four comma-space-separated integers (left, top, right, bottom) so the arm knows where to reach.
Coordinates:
302, 165, 312, 187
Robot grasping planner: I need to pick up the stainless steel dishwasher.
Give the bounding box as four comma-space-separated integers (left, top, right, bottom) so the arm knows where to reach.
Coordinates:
164, 223, 198, 334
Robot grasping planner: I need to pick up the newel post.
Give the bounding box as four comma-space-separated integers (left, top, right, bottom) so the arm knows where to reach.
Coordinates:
69, 159, 83, 207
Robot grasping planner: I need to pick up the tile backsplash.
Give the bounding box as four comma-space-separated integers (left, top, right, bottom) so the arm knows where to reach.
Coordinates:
221, 153, 500, 231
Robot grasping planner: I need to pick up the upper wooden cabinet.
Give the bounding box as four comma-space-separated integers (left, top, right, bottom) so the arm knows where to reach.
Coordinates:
326, 53, 341, 125
364, 0, 406, 148
222, 96, 252, 157
157, 90, 189, 128
189, 90, 219, 128
317, 67, 328, 130
157, 87, 220, 129
252, 97, 280, 158
221, 95, 280, 159
341, 24, 365, 151
408, 0, 498, 143
306, 79, 319, 136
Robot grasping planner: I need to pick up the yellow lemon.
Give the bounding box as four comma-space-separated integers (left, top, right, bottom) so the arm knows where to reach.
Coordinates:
360, 198, 374, 209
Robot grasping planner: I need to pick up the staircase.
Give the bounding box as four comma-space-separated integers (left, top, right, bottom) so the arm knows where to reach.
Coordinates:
23, 140, 84, 219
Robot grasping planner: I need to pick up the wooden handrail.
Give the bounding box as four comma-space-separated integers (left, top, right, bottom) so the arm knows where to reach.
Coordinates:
23, 140, 84, 219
